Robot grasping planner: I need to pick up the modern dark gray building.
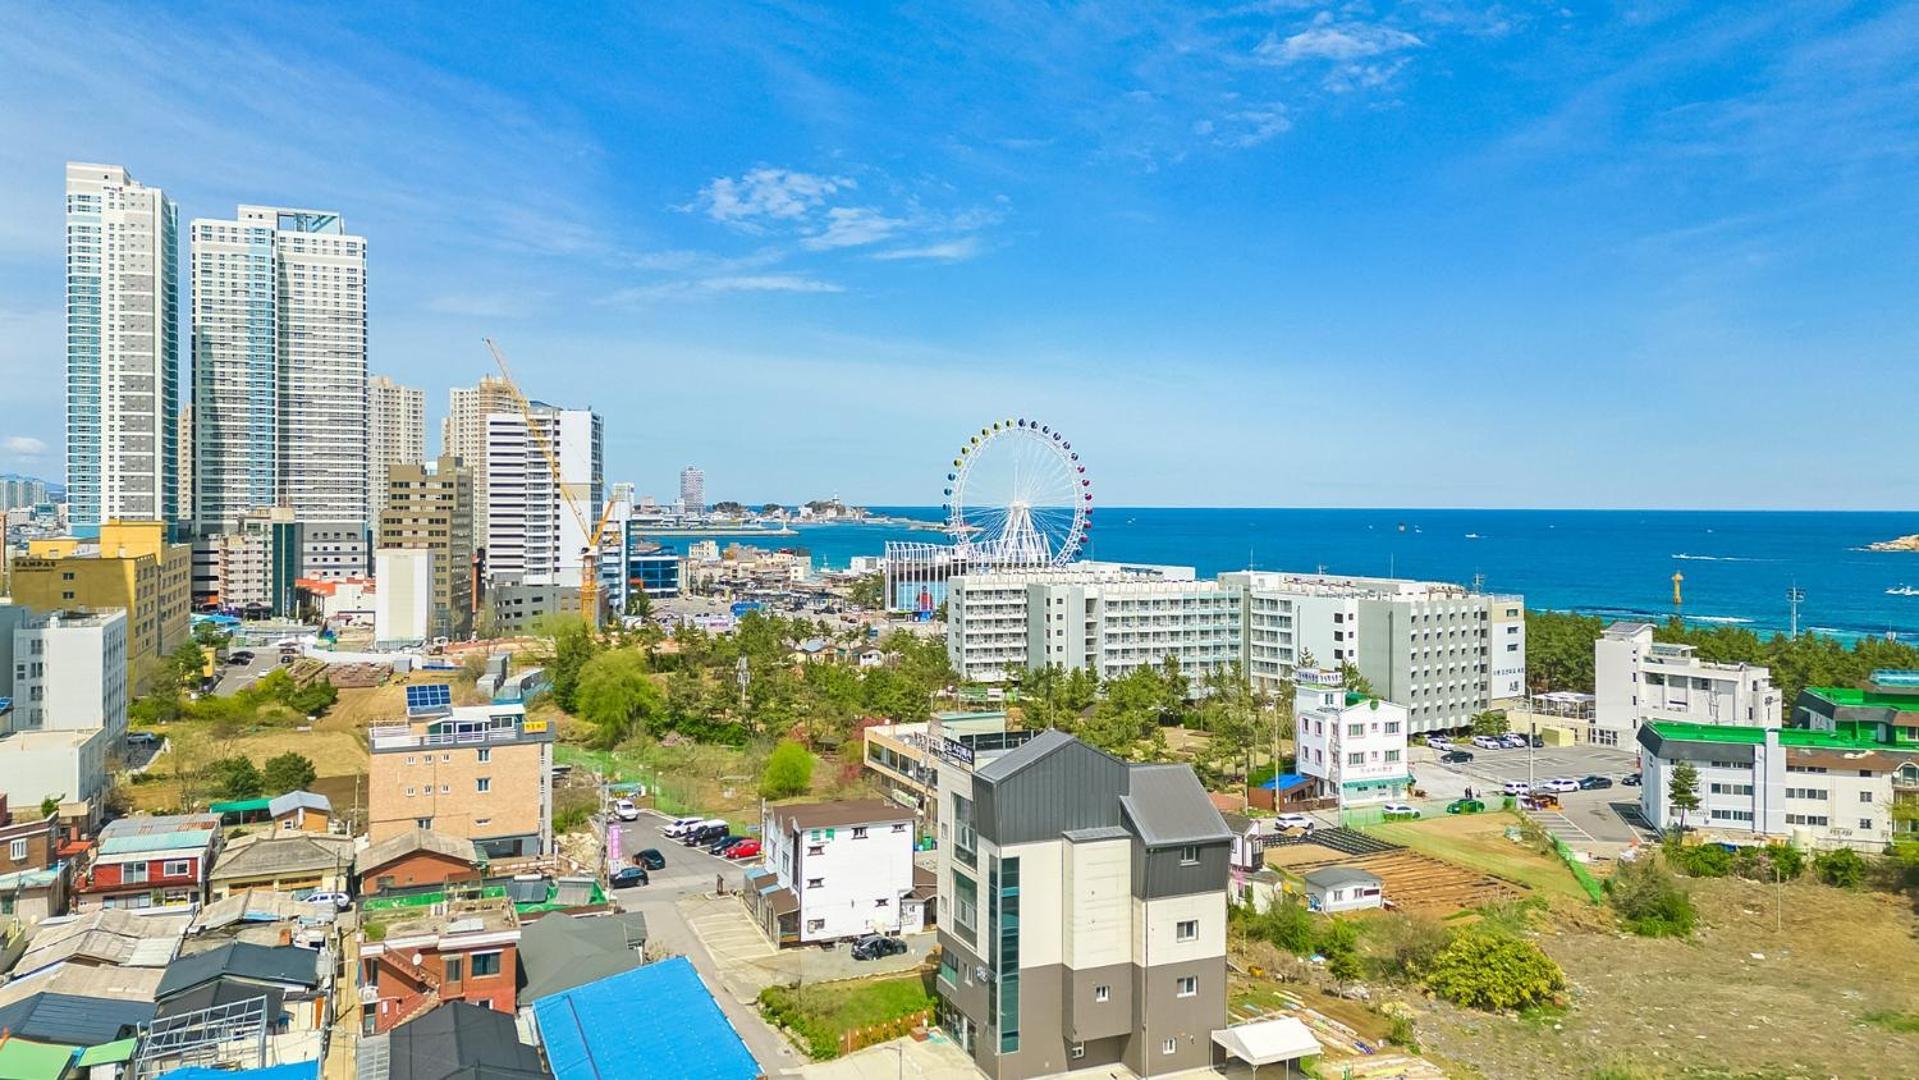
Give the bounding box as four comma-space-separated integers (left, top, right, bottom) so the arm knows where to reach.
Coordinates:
934, 730, 1230, 1078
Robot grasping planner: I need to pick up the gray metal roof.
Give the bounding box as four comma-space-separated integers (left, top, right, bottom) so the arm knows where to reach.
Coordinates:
389, 1000, 552, 1080
156, 942, 323, 999
1303, 866, 1382, 889
268, 790, 333, 817
0, 991, 153, 1045
1062, 825, 1131, 843
1118, 764, 1232, 847
517, 912, 649, 1003
972, 728, 1082, 782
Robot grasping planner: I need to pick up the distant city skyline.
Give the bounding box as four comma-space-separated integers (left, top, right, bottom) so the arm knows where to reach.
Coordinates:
3, 4, 1918, 509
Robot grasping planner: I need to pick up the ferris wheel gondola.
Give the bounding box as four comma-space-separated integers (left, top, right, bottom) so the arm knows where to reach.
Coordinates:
943, 417, 1091, 566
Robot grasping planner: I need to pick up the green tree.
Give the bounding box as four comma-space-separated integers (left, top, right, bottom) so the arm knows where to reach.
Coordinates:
760, 738, 815, 799
210, 756, 265, 800
1668, 760, 1701, 832
539, 616, 599, 713
262, 752, 318, 793
1423, 926, 1565, 1011
847, 573, 884, 610
1337, 661, 1376, 698
1317, 919, 1363, 983
169, 641, 207, 692
575, 650, 667, 749
1814, 846, 1866, 888
1470, 710, 1510, 737
625, 588, 653, 619
192, 621, 231, 648
38, 795, 62, 819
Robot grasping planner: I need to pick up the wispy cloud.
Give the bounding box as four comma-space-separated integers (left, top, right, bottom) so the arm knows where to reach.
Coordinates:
426, 290, 551, 319
693, 168, 854, 227
871, 236, 984, 262
1255, 16, 1425, 65
803, 206, 908, 250
604, 273, 845, 305
3, 436, 48, 456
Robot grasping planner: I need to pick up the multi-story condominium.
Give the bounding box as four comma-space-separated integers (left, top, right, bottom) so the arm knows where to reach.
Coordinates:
375, 548, 434, 644
175, 404, 194, 522
0, 607, 127, 818
191, 204, 367, 533
367, 374, 426, 520
946, 566, 1241, 685
483, 404, 602, 587
1293, 668, 1411, 807
1594, 622, 1780, 748
678, 466, 704, 514
0, 477, 52, 512
300, 521, 370, 580
1221, 571, 1525, 734
189, 506, 303, 615
8, 521, 189, 696
379, 456, 476, 638
367, 698, 553, 860
64, 163, 180, 533
442, 376, 518, 542
934, 729, 1230, 1079
745, 799, 923, 946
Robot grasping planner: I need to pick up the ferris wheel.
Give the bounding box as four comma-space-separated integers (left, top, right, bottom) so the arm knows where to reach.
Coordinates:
943, 418, 1091, 566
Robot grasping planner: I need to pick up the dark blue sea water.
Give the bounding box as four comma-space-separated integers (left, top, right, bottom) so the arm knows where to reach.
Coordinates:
666, 509, 1919, 641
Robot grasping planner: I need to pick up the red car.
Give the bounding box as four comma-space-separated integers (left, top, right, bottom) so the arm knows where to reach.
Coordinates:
725, 839, 761, 860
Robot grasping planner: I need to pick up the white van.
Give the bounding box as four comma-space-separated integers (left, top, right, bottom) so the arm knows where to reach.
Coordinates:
661, 816, 703, 838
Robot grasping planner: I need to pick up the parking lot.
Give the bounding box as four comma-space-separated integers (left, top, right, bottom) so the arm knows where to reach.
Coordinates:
210, 648, 288, 696
1416, 742, 1652, 845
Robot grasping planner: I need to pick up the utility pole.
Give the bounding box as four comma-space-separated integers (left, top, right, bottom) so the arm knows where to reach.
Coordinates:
1786, 584, 1805, 639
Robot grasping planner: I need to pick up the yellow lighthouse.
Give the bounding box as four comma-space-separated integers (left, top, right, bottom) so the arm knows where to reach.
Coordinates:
1672, 571, 1684, 607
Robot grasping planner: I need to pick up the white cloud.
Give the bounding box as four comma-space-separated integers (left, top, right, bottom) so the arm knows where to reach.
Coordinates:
803, 207, 908, 250
3, 436, 48, 456
1255, 16, 1424, 64
694, 168, 854, 226
605, 274, 845, 305
871, 236, 985, 262
1218, 106, 1292, 146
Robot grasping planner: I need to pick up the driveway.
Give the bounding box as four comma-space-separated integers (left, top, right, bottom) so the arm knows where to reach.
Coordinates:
798, 1035, 979, 1080
212, 650, 285, 696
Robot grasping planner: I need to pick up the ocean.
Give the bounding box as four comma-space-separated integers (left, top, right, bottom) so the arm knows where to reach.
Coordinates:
658, 508, 1919, 641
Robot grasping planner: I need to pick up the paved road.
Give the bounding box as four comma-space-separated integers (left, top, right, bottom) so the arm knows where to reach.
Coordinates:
211, 649, 287, 696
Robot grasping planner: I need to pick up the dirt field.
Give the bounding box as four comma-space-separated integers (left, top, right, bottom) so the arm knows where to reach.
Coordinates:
1364, 811, 1603, 911
1267, 839, 1525, 916
1411, 876, 1919, 1079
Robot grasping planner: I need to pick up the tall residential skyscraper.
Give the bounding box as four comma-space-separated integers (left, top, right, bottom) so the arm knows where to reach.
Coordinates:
678, 466, 705, 513
484, 403, 602, 586
176, 403, 194, 522
442, 375, 518, 542
191, 205, 367, 534
65, 163, 180, 532
367, 374, 425, 519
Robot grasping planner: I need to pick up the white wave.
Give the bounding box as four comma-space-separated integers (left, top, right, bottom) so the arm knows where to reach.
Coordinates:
1689, 615, 1753, 625
1670, 553, 1777, 563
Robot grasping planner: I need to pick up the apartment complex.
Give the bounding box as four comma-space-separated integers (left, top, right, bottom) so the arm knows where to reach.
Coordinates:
8, 520, 189, 695
0, 607, 126, 816
367, 697, 553, 860
368, 374, 426, 520
191, 204, 367, 533
935, 730, 1230, 1079
1222, 571, 1525, 733
1594, 622, 1780, 748
1293, 668, 1410, 807
678, 465, 704, 513
946, 566, 1241, 685
483, 403, 602, 586
189, 505, 303, 615
748, 799, 920, 945
442, 375, 518, 541
64, 163, 181, 533
1, 477, 52, 511
378, 455, 476, 638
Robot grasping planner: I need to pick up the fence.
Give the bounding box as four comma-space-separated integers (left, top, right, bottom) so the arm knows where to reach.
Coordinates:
840, 1008, 931, 1056
1552, 837, 1606, 904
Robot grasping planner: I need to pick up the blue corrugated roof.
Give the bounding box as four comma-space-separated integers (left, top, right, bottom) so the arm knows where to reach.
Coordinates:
1261, 772, 1309, 791
161, 1063, 319, 1080
533, 957, 759, 1080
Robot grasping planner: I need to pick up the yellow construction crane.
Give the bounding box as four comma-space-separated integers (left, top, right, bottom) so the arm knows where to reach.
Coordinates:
484, 337, 618, 628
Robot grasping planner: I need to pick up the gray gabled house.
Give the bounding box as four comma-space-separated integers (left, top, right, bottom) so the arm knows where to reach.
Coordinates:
934, 729, 1230, 1079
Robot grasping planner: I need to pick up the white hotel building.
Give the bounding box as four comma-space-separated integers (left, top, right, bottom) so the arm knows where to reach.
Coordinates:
483, 403, 603, 586
1293, 668, 1410, 807
945, 567, 1242, 685
1594, 622, 1781, 748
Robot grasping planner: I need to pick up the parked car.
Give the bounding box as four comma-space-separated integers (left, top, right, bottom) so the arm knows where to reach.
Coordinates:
634, 848, 666, 870
688, 824, 730, 847
226, 652, 253, 666
1534, 777, 1580, 794
1272, 813, 1316, 831
1381, 802, 1421, 819
661, 816, 704, 838
305, 891, 352, 911
851, 935, 911, 961
1439, 750, 1474, 764
1499, 733, 1528, 748
707, 834, 744, 855
613, 798, 640, 821
725, 839, 762, 860
1621, 773, 1642, 787
1446, 798, 1485, 815
610, 866, 650, 889
1529, 734, 1546, 748
1471, 735, 1504, 750
1577, 775, 1614, 790
1501, 780, 1532, 796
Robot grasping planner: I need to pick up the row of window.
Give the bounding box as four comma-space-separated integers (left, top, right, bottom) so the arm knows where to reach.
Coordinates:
403, 778, 491, 797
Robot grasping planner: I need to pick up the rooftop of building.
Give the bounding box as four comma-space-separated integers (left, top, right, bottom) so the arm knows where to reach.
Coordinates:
358, 829, 482, 876
384, 999, 553, 1080
99, 813, 220, 839
1228, 569, 1501, 601
1806, 686, 1919, 712
1304, 866, 1384, 889
363, 893, 518, 946
155, 941, 325, 999
17, 908, 190, 975
207, 831, 355, 884
1642, 720, 1912, 752
978, 729, 1233, 846
769, 798, 912, 834
517, 911, 649, 1003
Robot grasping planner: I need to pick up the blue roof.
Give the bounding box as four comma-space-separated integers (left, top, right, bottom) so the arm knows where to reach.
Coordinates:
1261, 772, 1310, 791
161, 1063, 319, 1080
533, 957, 758, 1080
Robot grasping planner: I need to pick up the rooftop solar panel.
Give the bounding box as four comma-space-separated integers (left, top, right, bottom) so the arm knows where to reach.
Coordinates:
405, 683, 453, 716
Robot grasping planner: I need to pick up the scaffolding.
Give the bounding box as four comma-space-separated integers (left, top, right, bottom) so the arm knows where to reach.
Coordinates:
133, 994, 270, 1079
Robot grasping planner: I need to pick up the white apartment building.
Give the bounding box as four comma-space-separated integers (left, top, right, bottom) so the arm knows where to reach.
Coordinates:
442, 375, 518, 540
1220, 571, 1524, 734
750, 800, 921, 945
65, 163, 180, 531
192, 205, 367, 533
679, 466, 705, 514
1594, 622, 1781, 748
374, 548, 433, 644
0, 608, 127, 814
946, 566, 1239, 685
933, 730, 1230, 1079
367, 375, 425, 520
1293, 668, 1410, 807
483, 404, 603, 586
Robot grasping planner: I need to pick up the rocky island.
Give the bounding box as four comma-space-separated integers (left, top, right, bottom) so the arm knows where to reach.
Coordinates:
1868, 534, 1919, 552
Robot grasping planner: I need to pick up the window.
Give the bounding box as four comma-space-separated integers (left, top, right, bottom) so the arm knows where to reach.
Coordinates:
162, 860, 190, 878
807, 844, 824, 856
1163, 1038, 1178, 1056
1094, 984, 1110, 1003
440, 784, 450, 794
1347, 723, 1364, 737
852, 826, 868, 839
1861, 791, 1875, 804
891, 823, 907, 833
939, 951, 959, 985
1384, 750, 1401, 763
475, 818, 491, 828
875, 898, 889, 908
1710, 783, 1754, 796
953, 872, 979, 935
1179, 845, 1199, 866
1348, 752, 1365, 766
444, 957, 464, 983
476, 777, 491, 793
123, 862, 148, 883
1785, 787, 1828, 800
415, 817, 433, 830
8, 839, 26, 862
441, 753, 451, 763
477, 748, 490, 763
1176, 919, 1198, 942
806, 877, 824, 889
471, 952, 502, 977
1176, 975, 1197, 997
1710, 808, 1755, 823
1862, 818, 1875, 830
1785, 813, 1829, 827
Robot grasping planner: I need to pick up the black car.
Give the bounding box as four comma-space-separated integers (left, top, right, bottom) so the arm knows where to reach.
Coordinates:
684, 825, 726, 846
707, 834, 743, 855
610, 866, 650, 889
1621, 774, 1642, 787
1439, 750, 1474, 764
851, 935, 910, 961
634, 848, 666, 870
1578, 775, 1613, 790
1531, 734, 1546, 748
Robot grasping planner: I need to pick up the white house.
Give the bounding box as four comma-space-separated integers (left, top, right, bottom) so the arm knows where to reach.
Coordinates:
1293, 668, 1410, 807
1302, 867, 1383, 913
1594, 622, 1780, 748
756, 799, 920, 944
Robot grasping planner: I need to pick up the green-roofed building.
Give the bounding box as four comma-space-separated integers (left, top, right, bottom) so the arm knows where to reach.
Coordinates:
0, 1038, 79, 1080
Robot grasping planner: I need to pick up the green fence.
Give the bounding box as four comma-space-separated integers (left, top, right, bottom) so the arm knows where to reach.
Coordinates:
1552, 837, 1606, 904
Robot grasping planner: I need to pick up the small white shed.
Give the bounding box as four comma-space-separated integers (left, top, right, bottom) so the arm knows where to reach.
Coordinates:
1302, 866, 1384, 913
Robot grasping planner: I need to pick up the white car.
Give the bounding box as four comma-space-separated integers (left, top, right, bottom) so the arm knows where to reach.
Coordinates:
1472, 736, 1505, 750
1501, 780, 1532, 796
1272, 813, 1316, 832
613, 798, 641, 821
661, 816, 703, 837
1381, 803, 1421, 819
305, 891, 351, 911
1534, 778, 1580, 794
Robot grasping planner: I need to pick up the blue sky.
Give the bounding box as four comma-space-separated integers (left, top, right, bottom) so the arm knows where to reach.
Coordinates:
2, 1, 1917, 509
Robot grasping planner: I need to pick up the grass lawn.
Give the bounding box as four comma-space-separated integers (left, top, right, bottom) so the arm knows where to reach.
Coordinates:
1362, 811, 1596, 908
758, 973, 934, 1060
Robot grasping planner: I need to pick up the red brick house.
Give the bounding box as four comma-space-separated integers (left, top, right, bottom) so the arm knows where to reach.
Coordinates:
358, 895, 520, 1034
78, 813, 220, 911
356, 829, 481, 895
0, 796, 60, 876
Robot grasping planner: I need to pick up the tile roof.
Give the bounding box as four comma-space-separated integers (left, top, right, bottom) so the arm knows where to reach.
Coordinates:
0, 991, 153, 1045
209, 832, 355, 883
359, 829, 481, 875
0, 962, 165, 1008
1120, 763, 1232, 847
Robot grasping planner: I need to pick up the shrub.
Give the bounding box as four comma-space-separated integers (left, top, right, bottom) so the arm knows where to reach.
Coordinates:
209, 757, 264, 800
1365, 913, 1450, 983
1665, 839, 1732, 877
1386, 1015, 1419, 1052
1316, 918, 1362, 983
1814, 847, 1866, 888
1731, 843, 1803, 882
1606, 857, 1696, 937
760, 739, 815, 799
1243, 895, 1317, 955
1423, 926, 1564, 1011
262, 752, 317, 793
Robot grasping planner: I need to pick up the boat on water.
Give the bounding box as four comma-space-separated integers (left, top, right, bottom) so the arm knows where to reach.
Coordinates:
1464, 533, 1482, 540
1889, 585, 1919, 597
